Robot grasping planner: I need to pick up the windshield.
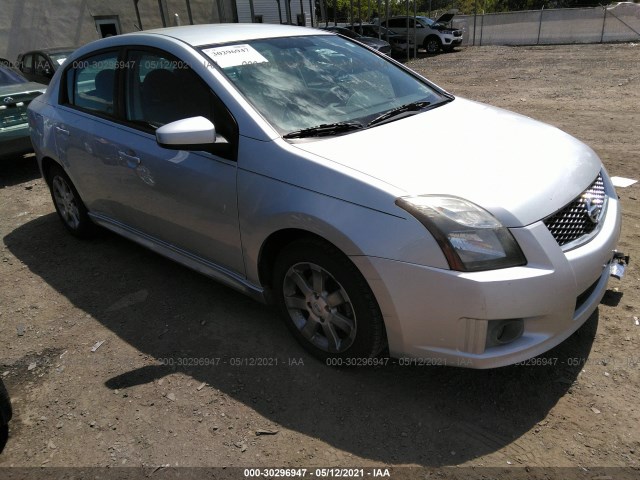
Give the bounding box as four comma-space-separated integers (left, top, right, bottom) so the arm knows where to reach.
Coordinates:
203, 35, 446, 137
418, 17, 435, 27
50, 52, 72, 68
0, 65, 28, 86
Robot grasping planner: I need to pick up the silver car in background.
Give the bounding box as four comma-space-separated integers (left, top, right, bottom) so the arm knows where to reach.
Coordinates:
28, 24, 625, 368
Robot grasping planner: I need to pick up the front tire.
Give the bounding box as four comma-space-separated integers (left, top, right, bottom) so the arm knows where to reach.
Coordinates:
424, 36, 441, 54
272, 238, 385, 362
47, 164, 97, 238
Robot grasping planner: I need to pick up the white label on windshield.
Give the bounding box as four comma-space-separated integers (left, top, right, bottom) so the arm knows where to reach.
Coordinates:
56, 58, 66, 65
203, 45, 268, 68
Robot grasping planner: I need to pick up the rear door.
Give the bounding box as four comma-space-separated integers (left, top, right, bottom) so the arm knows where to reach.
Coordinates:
53, 50, 123, 214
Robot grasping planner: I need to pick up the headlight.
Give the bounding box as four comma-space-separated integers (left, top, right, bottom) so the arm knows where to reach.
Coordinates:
395, 195, 526, 272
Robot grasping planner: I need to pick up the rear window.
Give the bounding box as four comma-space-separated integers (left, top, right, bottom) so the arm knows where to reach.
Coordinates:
0, 66, 27, 86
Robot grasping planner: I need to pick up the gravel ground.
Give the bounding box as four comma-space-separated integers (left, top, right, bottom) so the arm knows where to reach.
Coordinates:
0, 43, 639, 478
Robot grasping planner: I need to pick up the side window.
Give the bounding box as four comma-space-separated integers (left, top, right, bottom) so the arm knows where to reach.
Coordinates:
35, 54, 50, 76
125, 49, 238, 159
125, 50, 213, 129
64, 51, 118, 116
22, 54, 33, 73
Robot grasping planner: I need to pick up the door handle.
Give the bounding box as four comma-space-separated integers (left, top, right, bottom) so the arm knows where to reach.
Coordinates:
55, 126, 69, 136
118, 150, 141, 168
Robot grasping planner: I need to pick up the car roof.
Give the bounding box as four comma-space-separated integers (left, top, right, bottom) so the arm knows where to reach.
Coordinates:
139, 23, 327, 47
385, 15, 431, 21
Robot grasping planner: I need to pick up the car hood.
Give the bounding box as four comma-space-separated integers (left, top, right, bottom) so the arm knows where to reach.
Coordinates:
0, 81, 47, 96
291, 98, 602, 228
435, 12, 456, 24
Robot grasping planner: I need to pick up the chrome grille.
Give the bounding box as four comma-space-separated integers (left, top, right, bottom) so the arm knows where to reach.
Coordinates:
543, 173, 606, 247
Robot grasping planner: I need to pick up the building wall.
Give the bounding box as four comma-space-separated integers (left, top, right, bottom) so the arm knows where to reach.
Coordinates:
236, 0, 316, 26
0, 0, 237, 62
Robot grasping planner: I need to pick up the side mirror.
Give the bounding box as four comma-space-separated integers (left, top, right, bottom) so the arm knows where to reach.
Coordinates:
156, 116, 217, 149
156, 116, 234, 159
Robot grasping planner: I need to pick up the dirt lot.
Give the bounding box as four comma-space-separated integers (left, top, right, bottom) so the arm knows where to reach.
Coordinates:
1, 43, 639, 477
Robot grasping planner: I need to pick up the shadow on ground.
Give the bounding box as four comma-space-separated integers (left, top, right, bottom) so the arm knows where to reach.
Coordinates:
4, 211, 597, 466
0, 153, 39, 188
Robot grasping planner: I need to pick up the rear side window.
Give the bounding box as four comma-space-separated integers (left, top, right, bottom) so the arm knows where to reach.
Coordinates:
387, 19, 413, 28
64, 51, 118, 116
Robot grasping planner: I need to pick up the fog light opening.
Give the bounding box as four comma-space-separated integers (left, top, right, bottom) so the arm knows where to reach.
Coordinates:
486, 319, 524, 348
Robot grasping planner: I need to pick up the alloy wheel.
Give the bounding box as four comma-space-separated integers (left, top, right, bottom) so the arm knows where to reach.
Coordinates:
52, 176, 81, 230
282, 262, 357, 353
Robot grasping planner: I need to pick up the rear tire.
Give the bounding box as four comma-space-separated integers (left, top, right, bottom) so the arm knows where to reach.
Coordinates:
47, 164, 97, 238
0, 379, 11, 452
272, 238, 385, 362
0, 379, 11, 426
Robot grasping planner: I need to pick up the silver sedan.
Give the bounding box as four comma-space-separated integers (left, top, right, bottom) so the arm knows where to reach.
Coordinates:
27, 24, 625, 368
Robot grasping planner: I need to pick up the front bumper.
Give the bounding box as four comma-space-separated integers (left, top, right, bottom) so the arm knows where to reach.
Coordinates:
352, 195, 622, 369
442, 35, 463, 46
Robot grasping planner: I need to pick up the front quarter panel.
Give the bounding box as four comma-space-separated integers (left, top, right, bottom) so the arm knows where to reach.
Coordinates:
237, 136, 450, 287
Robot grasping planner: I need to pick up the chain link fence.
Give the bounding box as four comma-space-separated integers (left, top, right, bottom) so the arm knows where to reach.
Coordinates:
453, 3, 640, 46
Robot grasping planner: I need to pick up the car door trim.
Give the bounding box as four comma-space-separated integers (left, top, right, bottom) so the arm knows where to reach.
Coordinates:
89, 212, 266, 303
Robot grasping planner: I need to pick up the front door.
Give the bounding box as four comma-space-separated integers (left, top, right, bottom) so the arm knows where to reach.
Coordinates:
54, 48, 245, 276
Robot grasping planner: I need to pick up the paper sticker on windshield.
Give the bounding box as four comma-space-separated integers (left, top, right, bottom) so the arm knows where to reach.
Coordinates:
203, 45, 268, 68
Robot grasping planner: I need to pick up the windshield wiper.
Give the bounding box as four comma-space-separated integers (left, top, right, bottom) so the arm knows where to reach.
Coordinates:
283, 122, 364, 139
367, 101, 432, 127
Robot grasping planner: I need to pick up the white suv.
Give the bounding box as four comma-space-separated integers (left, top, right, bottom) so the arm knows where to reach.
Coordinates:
379, 13, 463, 54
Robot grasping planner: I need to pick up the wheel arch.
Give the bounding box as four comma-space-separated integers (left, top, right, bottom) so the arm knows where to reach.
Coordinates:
257, 228, 354, 301
424, 34, 442, 52
265, 230, 389, 358
40, 156, 62, 186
